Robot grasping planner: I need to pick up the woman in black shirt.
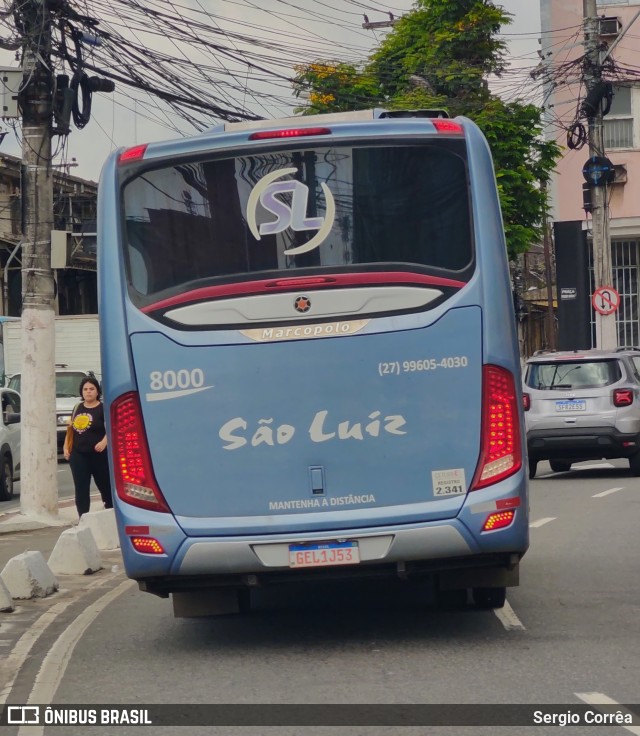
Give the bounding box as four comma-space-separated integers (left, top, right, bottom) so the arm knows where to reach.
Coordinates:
63, 376, 113, 517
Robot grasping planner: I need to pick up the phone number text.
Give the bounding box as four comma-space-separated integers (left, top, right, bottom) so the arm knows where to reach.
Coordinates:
379, 357, 469, 376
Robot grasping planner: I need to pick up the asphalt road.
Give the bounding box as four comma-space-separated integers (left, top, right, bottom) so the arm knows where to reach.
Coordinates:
2, 462, 75, 515
2, 460, 639, 736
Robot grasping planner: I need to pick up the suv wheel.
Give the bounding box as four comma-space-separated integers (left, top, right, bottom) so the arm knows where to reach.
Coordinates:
0, 454, 14, 502
629, 453, 640, 477
550, 459, 572, 473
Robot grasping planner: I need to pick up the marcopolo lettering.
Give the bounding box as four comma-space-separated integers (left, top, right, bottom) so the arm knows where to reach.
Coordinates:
264, 323, 353, 339
240, 320, 369, 343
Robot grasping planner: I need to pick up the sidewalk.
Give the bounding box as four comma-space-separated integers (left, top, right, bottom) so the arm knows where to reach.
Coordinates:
0, 494, 105, 569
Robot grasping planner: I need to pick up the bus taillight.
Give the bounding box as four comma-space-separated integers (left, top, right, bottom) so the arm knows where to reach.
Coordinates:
471, 365, 522, 490
130, 537, 166, 554
110, 392, 170, 512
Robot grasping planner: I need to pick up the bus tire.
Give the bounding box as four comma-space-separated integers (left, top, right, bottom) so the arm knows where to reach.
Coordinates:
435, 588, 467, 609
528, 460, 537, 479
0, 453, 13, 502
238, 588, 252, 613
550, 459, 571, 473
472, 586, 506, 610
629, 452, 640, 476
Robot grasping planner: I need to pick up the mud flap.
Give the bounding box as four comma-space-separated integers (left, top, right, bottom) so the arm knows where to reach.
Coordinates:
439, 564, 519, 591
172, 588, 243, 617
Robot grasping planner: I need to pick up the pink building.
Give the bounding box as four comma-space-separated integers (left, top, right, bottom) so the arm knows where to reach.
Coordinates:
541, 0, 640, 347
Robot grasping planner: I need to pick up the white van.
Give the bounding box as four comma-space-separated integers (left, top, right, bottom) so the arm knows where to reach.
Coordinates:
7, 369, 96, 455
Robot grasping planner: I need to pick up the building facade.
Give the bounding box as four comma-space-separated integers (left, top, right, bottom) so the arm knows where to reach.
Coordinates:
541, 0, 640, 348
0, 154, 98, 317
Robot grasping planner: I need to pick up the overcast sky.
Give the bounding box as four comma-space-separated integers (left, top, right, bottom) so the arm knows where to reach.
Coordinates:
0, 1, 543, 182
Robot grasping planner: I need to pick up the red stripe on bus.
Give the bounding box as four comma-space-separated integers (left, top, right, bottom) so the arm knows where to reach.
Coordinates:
141, 272, 465, 313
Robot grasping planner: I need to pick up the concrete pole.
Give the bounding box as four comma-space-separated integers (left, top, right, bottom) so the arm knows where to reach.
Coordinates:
19, 0, 58, 520
541, 181, 557, 350
584, 0, 617, 349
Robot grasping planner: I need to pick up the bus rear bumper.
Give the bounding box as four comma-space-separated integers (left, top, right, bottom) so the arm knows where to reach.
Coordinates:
115, 471, 529, 600
139, 553, 520, 601
124, 516, 525, 598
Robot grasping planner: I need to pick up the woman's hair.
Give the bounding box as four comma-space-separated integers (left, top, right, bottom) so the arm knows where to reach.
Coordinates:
79, 375, 102, 400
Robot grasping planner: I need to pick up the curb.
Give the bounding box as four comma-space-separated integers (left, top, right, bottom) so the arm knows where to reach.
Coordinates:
0, 494, 101, 535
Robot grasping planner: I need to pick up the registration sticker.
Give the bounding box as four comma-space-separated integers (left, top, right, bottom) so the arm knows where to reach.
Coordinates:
432, 468, 466, 497
289, 541, 359, 568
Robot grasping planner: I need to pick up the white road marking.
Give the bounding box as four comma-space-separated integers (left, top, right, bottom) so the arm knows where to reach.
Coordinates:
529, 517, 557, 528
593, 486, 625, 498
576, 692, 640, 735
573, 462, 616, 470
0, 574, 119, 707
493, 600, 526, 631
0, 599, 78, 707
18, 580, 135, 736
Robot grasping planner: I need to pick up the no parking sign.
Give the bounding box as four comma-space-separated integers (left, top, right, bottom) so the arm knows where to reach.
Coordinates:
592, 286, 620, 315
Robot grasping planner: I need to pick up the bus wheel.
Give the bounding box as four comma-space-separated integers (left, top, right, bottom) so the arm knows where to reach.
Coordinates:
528, 460, 537, 479
550, 459, 571, 473
629, 453, 640, 476
0, 454, 13, 502
472, 587, 506, 610
435, 588, 467, 609
238, 588, 252, 614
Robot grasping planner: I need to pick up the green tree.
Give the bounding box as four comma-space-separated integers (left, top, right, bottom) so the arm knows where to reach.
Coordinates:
292, 0, 560, 259
292, 62, 379, 115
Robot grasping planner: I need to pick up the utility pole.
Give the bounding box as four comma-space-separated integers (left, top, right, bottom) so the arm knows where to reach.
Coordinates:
583, 0, 616, 349
362, 13, 398, 30
18, 0, 58, 520
541, 182, 557, 351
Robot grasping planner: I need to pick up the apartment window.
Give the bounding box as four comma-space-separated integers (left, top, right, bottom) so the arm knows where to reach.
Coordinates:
604, 85, 633, 149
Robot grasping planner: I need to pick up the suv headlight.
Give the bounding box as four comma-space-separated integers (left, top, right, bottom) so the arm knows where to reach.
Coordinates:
57, 414, 72, 426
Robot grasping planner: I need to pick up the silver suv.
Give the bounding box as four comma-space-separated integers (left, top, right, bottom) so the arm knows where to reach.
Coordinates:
0, 387, 21, 501
523, 348, 640, 478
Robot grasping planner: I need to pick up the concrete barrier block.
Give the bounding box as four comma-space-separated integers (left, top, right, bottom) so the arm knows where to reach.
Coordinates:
48, 527, 103, 575
0, 576, 14, 612
0, 551, 59, 599
78, 508, 119, 550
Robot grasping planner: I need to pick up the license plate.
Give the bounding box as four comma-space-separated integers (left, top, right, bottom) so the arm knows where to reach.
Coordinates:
555, 400, 586, 412
289, 541, 360, 568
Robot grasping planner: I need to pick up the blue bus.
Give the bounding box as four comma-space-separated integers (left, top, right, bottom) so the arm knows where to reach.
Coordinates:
98, 109, 528, 616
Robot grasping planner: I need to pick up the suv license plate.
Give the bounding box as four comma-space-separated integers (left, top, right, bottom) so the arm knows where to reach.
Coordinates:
555, 400, 586, 412
289, 541, 360, 568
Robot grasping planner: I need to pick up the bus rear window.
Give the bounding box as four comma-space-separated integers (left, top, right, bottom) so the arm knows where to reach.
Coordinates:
122, 144, 473, 299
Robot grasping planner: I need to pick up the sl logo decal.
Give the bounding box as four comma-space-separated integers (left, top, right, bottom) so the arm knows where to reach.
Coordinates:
246, 167, 336, 256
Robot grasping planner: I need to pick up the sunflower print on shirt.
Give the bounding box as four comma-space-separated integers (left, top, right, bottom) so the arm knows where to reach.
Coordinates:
72, 413, 93, 433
